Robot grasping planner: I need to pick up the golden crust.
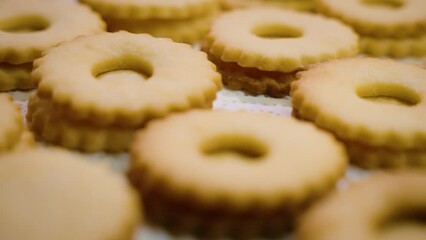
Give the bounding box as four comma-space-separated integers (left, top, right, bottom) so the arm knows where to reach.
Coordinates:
316, 0, 426, 38
220, 0, 316, 11
129, 110, 347, 237
79, 0, 218, 20
104, 7, 218, 44
32, 32, 221, 127
360, 34, 426, 57
0, 148, 140, 240
0, 63, 34, 91
204, 8, 358, 73
297, 171, 426, 240
27, 94, 135, 152
0, 0, 105, 64
291, 57, 426, 150
0, 94, 24, 153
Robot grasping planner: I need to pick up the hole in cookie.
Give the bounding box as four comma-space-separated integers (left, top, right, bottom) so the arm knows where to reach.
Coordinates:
252, 23, 303, 39
0, 15, 50, 33
356, 83, 420, 106
378, 208, 426, 237
362, 0, 404, 8
201, 134, 268, 160
93, 55, 153, 83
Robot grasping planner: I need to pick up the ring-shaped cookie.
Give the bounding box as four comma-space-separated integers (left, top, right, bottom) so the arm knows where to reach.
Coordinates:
79, 0, 217, 20
316, 0, 426, 38
33, 31, 221, 127
298, 172, 426, 240
291, 58, 426, 150
0, 94, 24, 153
130, 110, 347, 236
360, 34, 426, 57
205, 8, 358, 73
0, 0, 105, 64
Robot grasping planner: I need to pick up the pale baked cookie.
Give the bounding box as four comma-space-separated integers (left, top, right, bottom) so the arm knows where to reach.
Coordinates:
129, 110, 347, 238
79, 0, 217, 20
220, 0, 316, 11
291, 57, 426, 168
0, 148, 140, 240
298, 171, 426, 240
0, 94, 24, 153
27, 94, 135, 152
203, 7, 358, 97
360, 34, 426, 57
32, 31, 221, 127
104, 8, 217, 44
0, 0, 105, 65
316, 0, 426, 38
0, 63, 33, 91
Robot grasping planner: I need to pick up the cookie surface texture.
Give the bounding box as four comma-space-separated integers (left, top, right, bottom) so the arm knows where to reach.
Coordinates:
130, 110, 347, 237
298, 171, 426, 240
360, 34, 426, 57
0, 63, 33, 91
0, 148, 140, 240
79, 0, 217, 19
316, 0, 426, 38
0, 94, 23, 153
291, 58, 426, 167
0, 0, 105, 64
204, 7, 359, 73
32, 31, 221, 127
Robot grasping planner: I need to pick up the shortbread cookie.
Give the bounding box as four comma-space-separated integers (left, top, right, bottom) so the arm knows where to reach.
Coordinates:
316, 0, 426, 38
79, 0, 217, 20
0, 148, 140, 240
0, 94, 24, 153
298, 171, 426, 240
203, 7, 358, 96
0, 0, 105, 64
32, 31, 221, 127
0, 63, 33, 91
104, 8, 217, 44
129, 110, 347, 238
360, 34, 426, 57
27, 94, 135, 152
291, 57, 426, 168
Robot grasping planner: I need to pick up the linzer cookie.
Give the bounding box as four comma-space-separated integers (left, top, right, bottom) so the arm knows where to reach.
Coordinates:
316, 0, 426, 57
291, 57, 426, 168
220, 0, 316, 11
80, 0, 219, 44
129, 110, 347, 238
29, 31, 221, 152
0, 148, 140, 240
203, 7, 358, 97
0, 0, 105, 91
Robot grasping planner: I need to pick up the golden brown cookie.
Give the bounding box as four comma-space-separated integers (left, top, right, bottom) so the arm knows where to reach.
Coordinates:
316, 0, 426, 38
298, 171, 426, 240
32, 31, 221, 127
220, 0, 316, 11
0, 148, 140, 240
129, 110, 347, 238
203, 7, 358, 97
0, 0, 105, 64
0, 63, 33, 91
291, 57, 426, 168
360, 33, 426, 58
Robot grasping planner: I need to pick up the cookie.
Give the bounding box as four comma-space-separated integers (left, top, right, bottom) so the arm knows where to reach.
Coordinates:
27, 94, 135, 152
0, 94, 24, 153
0, 148, 140, 240
203, 7, 358, 97
220, 0, 316, 11
129, 110, 347, 238
0, 0, 105, 65
32, 31, 221, 127
298, 171, 426, 240
291, 57, 426, 168
316, 0, 426, 38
